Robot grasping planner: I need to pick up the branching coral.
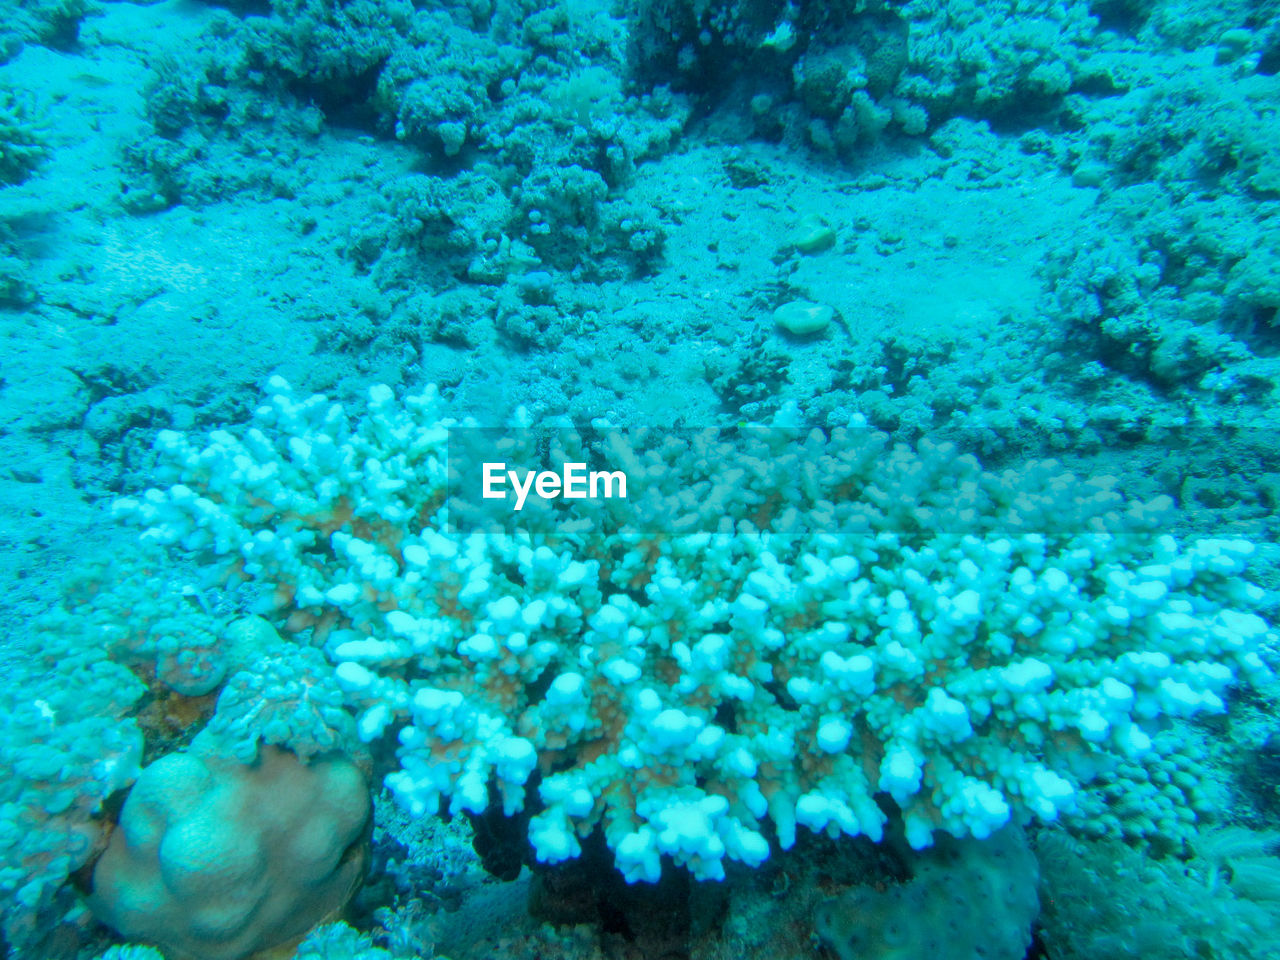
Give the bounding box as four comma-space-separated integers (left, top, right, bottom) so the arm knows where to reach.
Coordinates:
116, 379, 1274, 882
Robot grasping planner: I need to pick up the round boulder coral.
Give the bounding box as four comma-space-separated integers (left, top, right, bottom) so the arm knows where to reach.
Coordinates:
89, 746, 369, 960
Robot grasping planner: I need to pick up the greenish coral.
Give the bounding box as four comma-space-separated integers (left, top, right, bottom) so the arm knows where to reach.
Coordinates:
6, 0, 91, 54
89, 745, 370, 960
1069, 727, 1226, 854
247, 0, 414, 86
900, 0, 1101, 118
0, 609, 144, 952
0, 90, 47, 186
200, 641, 364, 764
0, 248, 36, 307
1227, 230, 1280, 318
1141, 0, 1280, 50
628, 1, 922, 153
1037, 826, 1280, 959
93, 945, 167, 960
62, 554, 230, 698
120, 13, 326, 210
1040, 55, 1280, 414
295, 922, 399, 960
1099, 73, 1280, 193
368, 2, 682, 279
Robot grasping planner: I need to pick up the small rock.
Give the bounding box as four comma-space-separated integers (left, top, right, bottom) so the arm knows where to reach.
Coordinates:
774, 300, 834, 336
1071, 162, 1108, 188
1216, 28, 1252, 65
792, 216, 837, 254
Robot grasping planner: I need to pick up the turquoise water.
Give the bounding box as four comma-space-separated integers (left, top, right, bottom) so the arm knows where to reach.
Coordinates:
3, 2, 1280, 959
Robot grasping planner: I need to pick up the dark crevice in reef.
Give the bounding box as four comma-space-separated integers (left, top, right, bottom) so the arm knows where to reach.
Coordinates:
1087, 0, 1153, 35
467, 787, 539, 883
1258, 29, 1280, 75
289, 60, 386, 134
205, 0, 272, 15
528, 828, 695, 951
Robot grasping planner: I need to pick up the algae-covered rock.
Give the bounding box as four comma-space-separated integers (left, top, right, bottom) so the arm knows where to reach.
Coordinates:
815, 824, 1038, 960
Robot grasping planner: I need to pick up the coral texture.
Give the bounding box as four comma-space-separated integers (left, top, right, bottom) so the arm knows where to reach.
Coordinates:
117, 379, 1274, 882
815, 823, 1039, 960
115, 384, 1274, 885
89, 744, 370, 960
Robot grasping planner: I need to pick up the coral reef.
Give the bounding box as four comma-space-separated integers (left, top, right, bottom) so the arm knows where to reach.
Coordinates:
5, 3, 1280, 960
900, 0, 1101, 119
116, 378, 1274, 885
1037, 825, 1280, 959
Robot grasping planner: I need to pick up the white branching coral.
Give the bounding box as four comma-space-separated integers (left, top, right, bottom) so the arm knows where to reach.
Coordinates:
117, 379, 1275, 882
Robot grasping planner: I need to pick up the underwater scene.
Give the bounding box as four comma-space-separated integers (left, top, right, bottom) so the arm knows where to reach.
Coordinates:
4, 1, 1280, 959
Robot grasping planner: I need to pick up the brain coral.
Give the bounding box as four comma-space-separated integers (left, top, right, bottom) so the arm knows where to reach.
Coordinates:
116, 379, 1274, 882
